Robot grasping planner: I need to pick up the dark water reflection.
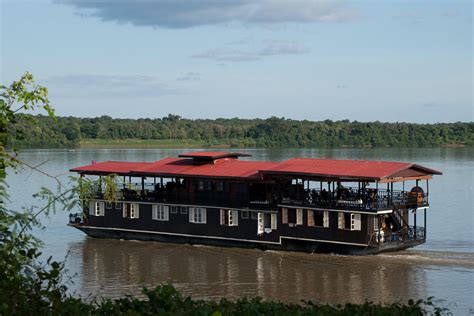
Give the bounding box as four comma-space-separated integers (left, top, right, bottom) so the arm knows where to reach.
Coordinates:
70, 237, 438, 304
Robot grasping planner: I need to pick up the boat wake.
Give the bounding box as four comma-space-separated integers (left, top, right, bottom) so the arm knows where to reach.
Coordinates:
378, 250, 474, 268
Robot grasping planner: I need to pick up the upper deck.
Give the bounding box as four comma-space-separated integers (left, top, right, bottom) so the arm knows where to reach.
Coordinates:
70, 151, 442, 213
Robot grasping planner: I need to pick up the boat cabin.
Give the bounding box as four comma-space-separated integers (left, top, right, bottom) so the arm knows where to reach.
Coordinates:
69, 151, 442, 254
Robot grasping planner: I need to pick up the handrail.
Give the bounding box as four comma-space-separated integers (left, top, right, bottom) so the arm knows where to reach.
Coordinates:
368, 225, 425, 246
89, 185, 428, 212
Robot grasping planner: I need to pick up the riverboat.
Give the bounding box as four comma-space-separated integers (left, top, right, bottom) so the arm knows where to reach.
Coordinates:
69, 151, 442, 255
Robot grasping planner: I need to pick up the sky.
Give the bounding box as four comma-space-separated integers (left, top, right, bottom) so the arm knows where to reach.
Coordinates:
1, 0, 472, 123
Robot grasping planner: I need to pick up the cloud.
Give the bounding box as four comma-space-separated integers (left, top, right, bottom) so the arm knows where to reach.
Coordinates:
259, 40, 309, 56
43, 74, 183, 98
176, 72, 201, 81
55, 0, 355, 28
192, 40, 309, 62
192, 48, 259, 62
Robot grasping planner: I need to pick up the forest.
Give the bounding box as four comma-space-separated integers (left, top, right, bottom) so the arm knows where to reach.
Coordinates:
8, 113, 474, 148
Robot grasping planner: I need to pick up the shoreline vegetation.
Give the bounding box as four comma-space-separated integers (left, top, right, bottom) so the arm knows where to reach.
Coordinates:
9, 114, 473, 149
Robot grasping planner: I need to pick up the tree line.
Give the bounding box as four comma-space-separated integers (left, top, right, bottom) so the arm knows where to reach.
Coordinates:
8, 113, 474, 148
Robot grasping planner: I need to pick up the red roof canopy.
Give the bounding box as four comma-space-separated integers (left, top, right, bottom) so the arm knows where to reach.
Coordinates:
178, 151, 251, 160
134, 157, 278, 179
70, 161, 153, 175
260, 158, 442, 181
70, 151, 442, 181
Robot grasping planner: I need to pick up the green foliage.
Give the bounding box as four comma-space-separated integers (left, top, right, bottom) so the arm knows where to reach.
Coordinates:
103, 174, 120, 202
8, 114, 474, 149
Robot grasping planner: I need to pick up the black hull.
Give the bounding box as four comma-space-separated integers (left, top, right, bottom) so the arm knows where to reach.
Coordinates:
71, 225, 423, 255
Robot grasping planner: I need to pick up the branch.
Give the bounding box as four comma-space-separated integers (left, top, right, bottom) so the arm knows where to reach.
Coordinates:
7, 153, 64, 188
13, 187, 76, 245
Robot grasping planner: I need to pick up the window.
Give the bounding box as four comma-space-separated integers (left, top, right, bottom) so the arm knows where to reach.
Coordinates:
338, 212, 360, 231
198, 180, 204, 191
106, 202, 113, 209
89, 201, 105, 216
296, 208, 303, 225
217, 182, 224, 192
123, 203, 139, 219
258, 213, 277, 234
115, 202, 122, 210
170, 205, 178, 214
257, 213, 264, 235
152, 205, 169, 221
308, 210, 329, 228
307, 210, 314, 226
220, 209, 239, 226
282, 208, 288, 224
351, 213, 361, 231
282, 208, 302, 226
241, 211, 249, 219
251, 211, 258, 219
373, 215, 379, 231
323, 211, 329, 228
180, 206, 188, 214
271, 213, 277, 230
189, 207, 206, 224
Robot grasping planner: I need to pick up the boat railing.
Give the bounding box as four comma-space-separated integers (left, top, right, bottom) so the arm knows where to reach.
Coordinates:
90, 185, 428, 212
69, 212, 84, 224
368, 225, 425, 246
281, 187, 428, 211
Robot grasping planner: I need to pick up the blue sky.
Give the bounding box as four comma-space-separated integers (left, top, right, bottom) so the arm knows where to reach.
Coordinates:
1, 0, 472, 122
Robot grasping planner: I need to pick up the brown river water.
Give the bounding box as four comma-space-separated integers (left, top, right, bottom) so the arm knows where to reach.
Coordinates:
7, 148, 474, 314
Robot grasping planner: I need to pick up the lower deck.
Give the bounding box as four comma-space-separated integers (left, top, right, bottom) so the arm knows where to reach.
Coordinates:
70, 200, 427, 255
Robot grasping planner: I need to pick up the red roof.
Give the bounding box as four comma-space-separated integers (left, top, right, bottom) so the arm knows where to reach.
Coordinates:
70, 161, 153, 175
135, 157, 278, 179
178, 151, 251, 160
70, 152, 442, 181
260, 158, 441, 180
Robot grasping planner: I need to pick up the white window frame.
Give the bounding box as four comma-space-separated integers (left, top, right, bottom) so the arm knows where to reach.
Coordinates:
89, 201, 105, 216
351, 213, 361, 231
170, 205, 178, 214
152, 204, 169, 221
257, 213, 264, 235
373, 215, 379, 231
338, 212, 344, 229
189, 207, 206, 224
282, 208, 288, 224
338, 212, 361, 230
123, 203, 140, 219
308, 210, 330, 228
296, 208, 303, 225
270, 213, 277, 230
220, 209, 239, 226
323, 211, 329, 228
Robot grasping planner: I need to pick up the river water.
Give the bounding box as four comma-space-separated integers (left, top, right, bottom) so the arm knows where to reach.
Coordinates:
6, 148, 474, 314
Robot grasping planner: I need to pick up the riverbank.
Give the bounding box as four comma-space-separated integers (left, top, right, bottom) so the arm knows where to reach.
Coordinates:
10, 114, 474, 149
